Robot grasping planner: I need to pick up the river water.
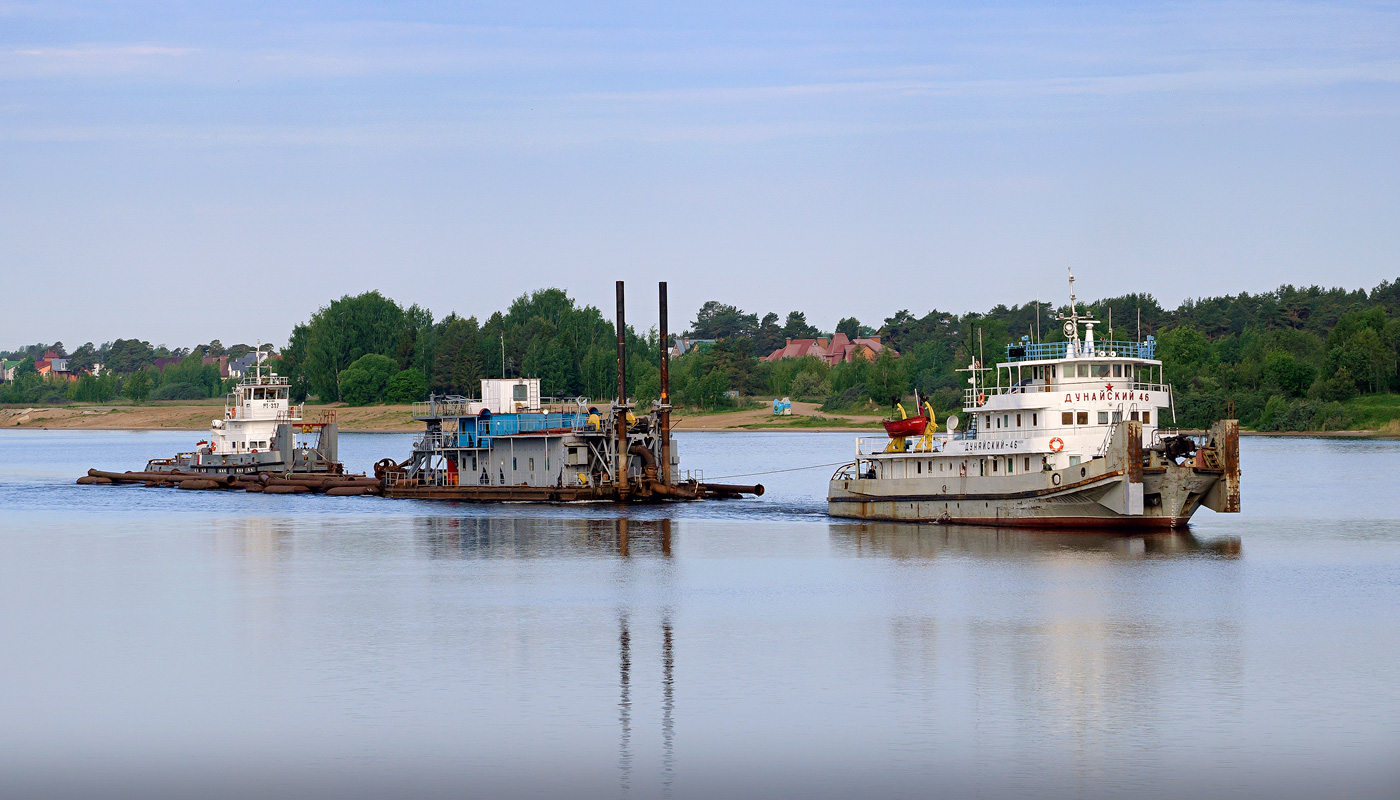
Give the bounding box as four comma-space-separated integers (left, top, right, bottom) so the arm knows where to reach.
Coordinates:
0, 430, 1397, 799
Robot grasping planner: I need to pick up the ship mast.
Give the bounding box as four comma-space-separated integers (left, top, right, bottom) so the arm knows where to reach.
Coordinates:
1056, 268, 1095, 356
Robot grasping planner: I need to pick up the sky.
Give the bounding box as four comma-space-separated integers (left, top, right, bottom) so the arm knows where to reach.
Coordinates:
2, 0, 1399, 350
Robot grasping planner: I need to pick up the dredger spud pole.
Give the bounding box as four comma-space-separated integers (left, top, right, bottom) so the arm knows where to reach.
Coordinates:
616, 280, 629, 501
659, 281, 672, 487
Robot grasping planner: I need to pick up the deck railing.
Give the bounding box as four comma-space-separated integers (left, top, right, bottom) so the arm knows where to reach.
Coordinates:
1002, 339, 1156, 362
413, 398, 474, 419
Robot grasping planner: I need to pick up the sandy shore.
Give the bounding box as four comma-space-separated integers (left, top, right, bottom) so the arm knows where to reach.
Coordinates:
0, 400, 885, 434
6, 402, 1388, 437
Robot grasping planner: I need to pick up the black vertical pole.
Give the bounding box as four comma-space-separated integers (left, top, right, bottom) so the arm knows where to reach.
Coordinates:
616, 280, 629, 501
658, 281, 671, 486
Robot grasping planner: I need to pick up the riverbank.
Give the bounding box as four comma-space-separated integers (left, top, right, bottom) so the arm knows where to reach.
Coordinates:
0, 400, 888, 433
7, 401, 1399, 436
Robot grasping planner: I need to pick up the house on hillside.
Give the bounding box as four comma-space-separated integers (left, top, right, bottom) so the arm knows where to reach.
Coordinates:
763, 333, 896, 365
228, 349, 275, 378
203, 356, 230, 378
35, 351, 81, 382
1, 359, 22, 382
671, 337, 717, 357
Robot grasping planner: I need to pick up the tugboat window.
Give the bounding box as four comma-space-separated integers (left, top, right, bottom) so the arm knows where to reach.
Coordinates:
1076, 411, 1089, 425
1062, 411, 1073, 425
1130, 411, 1140, 421
1077, 364, 1089, 377
1032, 413, 1038, 426
1143, 412, 1151, 424
1016, 413, 1022, 427
529, 458, 535, 471
1113, 364, 1122, 377
1098, 411, 1110, 424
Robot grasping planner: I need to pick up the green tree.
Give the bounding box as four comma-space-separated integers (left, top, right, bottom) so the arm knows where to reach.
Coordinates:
1262, 352, 1316, 398
303, 292, 413, 401
431, 316, 484, 395
864, 348, 907, 404
752, 312, 785, 356
836, 317, 861, 340
385, 368, 429, 403
103, 339, 155, 374
337, 353, 398, 405
688, 301, 758, 340
122, 370, 152, 402
782, 311, 822, 340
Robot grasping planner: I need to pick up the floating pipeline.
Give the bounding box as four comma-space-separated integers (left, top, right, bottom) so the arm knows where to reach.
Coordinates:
79, 468, 382, 495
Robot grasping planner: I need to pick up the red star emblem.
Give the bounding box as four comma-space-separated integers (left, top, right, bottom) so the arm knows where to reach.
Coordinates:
1105, 383, 1114, 392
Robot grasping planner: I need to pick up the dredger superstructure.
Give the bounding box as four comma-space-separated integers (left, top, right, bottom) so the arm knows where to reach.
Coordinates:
376, 281, 763, 503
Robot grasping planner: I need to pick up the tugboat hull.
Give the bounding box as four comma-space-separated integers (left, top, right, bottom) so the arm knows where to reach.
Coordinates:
828, 420, 1240, 529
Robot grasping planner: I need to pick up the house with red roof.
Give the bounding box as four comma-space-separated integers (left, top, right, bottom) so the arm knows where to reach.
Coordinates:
764, 333, 896, 365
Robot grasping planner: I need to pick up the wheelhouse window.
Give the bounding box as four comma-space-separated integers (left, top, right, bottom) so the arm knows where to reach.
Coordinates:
1113, 364, 1122, 377
1092, 364, 1110, 378
1077, 364, 1089, 377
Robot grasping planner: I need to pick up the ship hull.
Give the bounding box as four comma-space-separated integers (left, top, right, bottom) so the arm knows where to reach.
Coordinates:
828, 423, 1235, 529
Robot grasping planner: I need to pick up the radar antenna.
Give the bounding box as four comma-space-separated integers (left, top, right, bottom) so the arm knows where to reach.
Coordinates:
1055, 268, 1096, 349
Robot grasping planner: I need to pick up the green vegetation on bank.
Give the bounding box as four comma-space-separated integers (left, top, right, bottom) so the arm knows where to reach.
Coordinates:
9, 279, 1400, 432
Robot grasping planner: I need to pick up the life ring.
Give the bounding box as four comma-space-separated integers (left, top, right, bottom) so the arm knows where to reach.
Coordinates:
976, 393, 986, 406
1049, 437, 1064, 452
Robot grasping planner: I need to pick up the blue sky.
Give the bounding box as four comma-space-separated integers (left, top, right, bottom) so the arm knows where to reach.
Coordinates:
2, 1, 1398, 348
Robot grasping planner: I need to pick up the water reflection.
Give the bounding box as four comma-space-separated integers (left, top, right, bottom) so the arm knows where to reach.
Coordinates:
416, 516, 675, 560
615, 611, 678, 798
832, 521, 1242, 560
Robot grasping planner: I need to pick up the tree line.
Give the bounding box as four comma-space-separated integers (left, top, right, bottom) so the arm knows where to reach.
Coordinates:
669, 279, 1400, 431
0, 340, 263, 405
8, 278, 1400, 431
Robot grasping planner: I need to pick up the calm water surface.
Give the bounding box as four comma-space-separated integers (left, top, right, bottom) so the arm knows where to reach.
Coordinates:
1, 429, 1397, 799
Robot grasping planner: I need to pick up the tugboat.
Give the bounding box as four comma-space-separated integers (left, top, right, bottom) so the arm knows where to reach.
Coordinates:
378, 282, 763, 503
145, 363, 343, 475
828, 272, 1240, 528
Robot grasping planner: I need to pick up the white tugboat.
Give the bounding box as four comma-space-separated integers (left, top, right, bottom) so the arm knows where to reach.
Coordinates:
828, 273, 1240, 528
145, 363, 342, 475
